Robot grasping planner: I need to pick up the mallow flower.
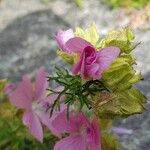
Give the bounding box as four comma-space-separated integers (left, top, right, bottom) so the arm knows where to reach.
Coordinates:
52, 110, 101, 150
5, 67, 65, 142
55, 29, 74, 52
56, 29, 120, 79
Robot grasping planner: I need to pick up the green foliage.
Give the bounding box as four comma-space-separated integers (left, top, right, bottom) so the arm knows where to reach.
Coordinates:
102, 54, 143, 91
105, 0, 149, 9
0, 98, 56, 149
97, 28, 136, 54
0, 79, 7, 101
101, 132, 122, 150
93, 88, 146, 118
92, 28, 147, 119
57, 50, 79, 64
74, 0, 84, 7
75, 23, 100, 46
47, 67, 109, 116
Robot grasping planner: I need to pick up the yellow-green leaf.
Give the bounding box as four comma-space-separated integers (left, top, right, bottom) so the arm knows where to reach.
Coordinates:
98, 27, 135, 53
0, 79, 7, 101
0, 79, 7, 93
102, 54, 142, 92
57, 50, 79, 64
93, 88, 147, 119
101, 133, 122, 150
75, 23, 100, 46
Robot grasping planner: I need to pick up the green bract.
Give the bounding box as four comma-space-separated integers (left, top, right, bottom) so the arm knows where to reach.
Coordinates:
57, 50, 78, 64
92, 27, 147, 118
101, 133, 122, 150
93, 88, 146, 118
102, 55, 143, 91
75, 23, 100, 46
0, 79, 7, 101
97, 28, 135, 53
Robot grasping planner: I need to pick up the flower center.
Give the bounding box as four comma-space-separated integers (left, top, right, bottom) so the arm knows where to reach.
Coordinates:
86, 127, 91, 134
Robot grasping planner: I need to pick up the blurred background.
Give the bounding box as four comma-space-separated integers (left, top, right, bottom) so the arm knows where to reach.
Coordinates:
0, 0, 150, 149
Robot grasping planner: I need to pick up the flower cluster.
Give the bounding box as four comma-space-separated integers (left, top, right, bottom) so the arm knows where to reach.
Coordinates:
4, 24, 147, 150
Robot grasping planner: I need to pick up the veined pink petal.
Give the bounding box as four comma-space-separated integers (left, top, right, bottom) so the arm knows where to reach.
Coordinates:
52, 110, 79, 136
66, 37, 93, 53
54, 135, 86, 150
43, 86, 65, 105
72, 50, 86, 78
9, 75, 33, 109
97, 47, 120, 73
87, 118, 101, 150
86, 63, 100, 79
39, 98, 66, 136
23, 111, 43, 142
34, 67, 48, 101
72, 59, 82, 75
55, 29, 74, 52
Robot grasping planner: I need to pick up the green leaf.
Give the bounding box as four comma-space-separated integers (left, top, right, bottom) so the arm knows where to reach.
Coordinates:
57, 50, 79, 64
0, 102, 56, 149
93, 88, 147, 119
98, 28, 135, 53
102, 54, 143, 92
0, 79, 8, 102
74, 0, 84, 7
0, 79, 7, 92
75, 23, 100, 46
101, 132, 122, 150
99, 119, 113, 130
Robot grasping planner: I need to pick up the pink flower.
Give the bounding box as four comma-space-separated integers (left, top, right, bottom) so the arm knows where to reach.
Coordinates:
55, 29, 74, 52
65, 37, 120, 79
52, 110, 101, 150
6, 67, 65, 142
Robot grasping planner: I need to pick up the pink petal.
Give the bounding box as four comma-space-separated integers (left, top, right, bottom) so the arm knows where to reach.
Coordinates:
54, 135, 86, 150
97, 47, 120, 73
9, 75, 33, 109
87, 118, 101, 150
72, 50, 85, 76
34, 67, 48, 101
66, 37, 93, 53
39, 99, 66, 136
112, 127, 133, 135
86, 63, 100, 79
52, 110, 88, 136
52, 110, 78, 136
55, 29, 74, 52
72, 59, 82, 75
23, 111, 43, 142
43, 86, 65, 105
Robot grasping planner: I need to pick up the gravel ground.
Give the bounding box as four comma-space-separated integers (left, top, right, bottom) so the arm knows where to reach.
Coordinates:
0, 0, 150, 149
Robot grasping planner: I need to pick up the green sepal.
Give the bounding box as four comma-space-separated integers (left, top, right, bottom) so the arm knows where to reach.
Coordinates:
0, 79, 7, 93
57, 50, 79, 64
0, 79, 7, 102
98, 28, 135, 53
101, 132, 122, 150
102, 54, 143, 92
93, 88, 147, 119
75, 23, 100, 46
